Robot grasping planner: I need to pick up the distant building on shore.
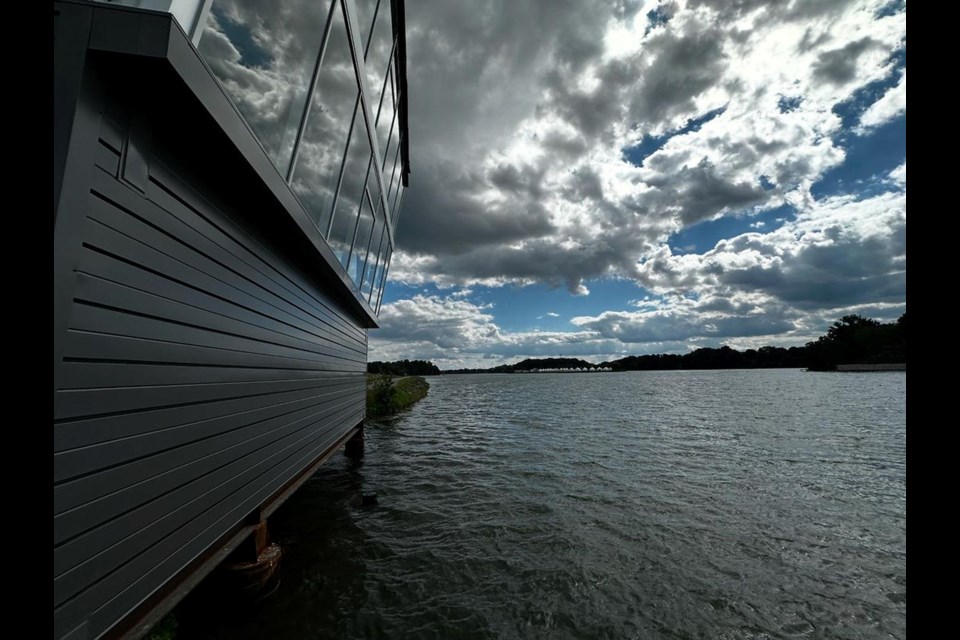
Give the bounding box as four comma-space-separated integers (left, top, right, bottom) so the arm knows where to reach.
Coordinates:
835, 363, 906, 372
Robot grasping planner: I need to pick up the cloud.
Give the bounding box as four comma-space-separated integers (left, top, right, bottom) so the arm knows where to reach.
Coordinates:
572, 304, 797, 343
373, 189, 904, 366
392, 0, 905, 293
370, 294, 625, 368
633, 190, 906, 308
857, 70, 906, 133
887, 162, 905, 187
812, 37, 882, 85
192, 1, 907, 364
195, 1, 905, 301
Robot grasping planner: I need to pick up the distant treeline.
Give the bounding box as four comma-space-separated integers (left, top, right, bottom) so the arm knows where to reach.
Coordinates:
396, 313, 906, 374
446, 357, 599, 374
368, 359, 441, 376
802, 313, 906, 371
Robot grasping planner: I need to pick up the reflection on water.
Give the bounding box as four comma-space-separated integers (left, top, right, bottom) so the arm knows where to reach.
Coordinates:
178, 370, 906, 639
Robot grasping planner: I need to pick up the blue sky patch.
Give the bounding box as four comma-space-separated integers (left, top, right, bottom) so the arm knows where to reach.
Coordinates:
667, 204, 795, 254
832, 48, 905, 132
645, 5, 672, 34
811, 115, 905, 199
876, 0, 906, 18
624, 107, 726, 167
382, 279, 653, 332
213, 7, 273, 69
777, 95, 803, 113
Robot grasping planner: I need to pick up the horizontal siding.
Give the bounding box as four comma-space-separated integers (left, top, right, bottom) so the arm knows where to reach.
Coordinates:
54, 92, 368, 639
54, 418, 359, 637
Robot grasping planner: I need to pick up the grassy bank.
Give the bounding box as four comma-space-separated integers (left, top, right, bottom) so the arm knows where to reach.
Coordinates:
366, 375, 430, 419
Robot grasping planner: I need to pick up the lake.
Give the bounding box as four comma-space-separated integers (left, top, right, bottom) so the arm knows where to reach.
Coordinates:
178, 370, 906, 639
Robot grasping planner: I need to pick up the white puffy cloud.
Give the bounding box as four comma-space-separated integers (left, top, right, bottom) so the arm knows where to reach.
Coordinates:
857, 70, 906, 133
193, 1, 907, 363
373, 186, 905, 368
888, 162, 906, 187
633, 190, 906, 306
395, 0, 906, 294
370, 294, 626, 368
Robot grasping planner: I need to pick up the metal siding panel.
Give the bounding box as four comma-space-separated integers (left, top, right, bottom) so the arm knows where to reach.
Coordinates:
55, 375, 353, 422
147, 165, 367, 343
54, 418, 359, 639
54, 383, 361, 489
52, 6, 385, 638
54, 76, 367, 640
55, 376, 358, 451
53, 398, 361, 596
73, 256, 364, 358
67, 297, 363, 365
103, 166, 366, 343
94, 140, 120, 176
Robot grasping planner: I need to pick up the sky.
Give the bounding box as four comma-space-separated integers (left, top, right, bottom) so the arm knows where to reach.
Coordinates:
369, 0, 907, 369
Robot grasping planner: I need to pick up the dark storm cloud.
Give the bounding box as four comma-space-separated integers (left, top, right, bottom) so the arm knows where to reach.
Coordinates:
689, 0, 860, 21
540, 131, 591, 159
635, 191, 907, 311
720, 219, 906, 308
813, 37, 881, 85
575, 310, 796, 343
393, 0, 905, 294
544, 68, 629, 142
644, 159, 769, 225
395, 162, 556, 254
382, 0, 905, 363
627, 27, 728, 125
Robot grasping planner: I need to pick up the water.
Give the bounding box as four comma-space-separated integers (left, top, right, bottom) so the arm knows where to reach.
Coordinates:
178, 370, 906, 639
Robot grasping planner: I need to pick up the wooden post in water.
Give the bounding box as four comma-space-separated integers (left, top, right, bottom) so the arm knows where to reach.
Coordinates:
216, 511, 282, 600
345, 423, 365, 459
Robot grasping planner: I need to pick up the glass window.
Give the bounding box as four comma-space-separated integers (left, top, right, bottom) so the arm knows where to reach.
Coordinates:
361, 212, 385, 301
374, 247, 393, 313
365, 0, 394, 100
380, 106, 397, 172
385, 136, 402, 206
290, 2, 358, 237
327, 107, 373, 266
390, 184, 404, 229
352, 0, 379, 57
375, 67, 396, 159
348, 188, 376, 287
367, 227, 388, 306
197, 0, 328, 175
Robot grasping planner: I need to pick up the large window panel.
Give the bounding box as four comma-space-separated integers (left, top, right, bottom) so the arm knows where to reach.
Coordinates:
365, 0, 394, 103
374, 247, 393, 313
361, 213, 385, 301
352, 0, 379, 56
390, 183, 405, 229
290, 2, 357, 236
327, 109, 373, 267
385, 136, 402, 207
348, 189, 376, 287
380, 107, 398, 172
376, 67, 397, 160
367, 227, 389, 305
197, 0, 329, 175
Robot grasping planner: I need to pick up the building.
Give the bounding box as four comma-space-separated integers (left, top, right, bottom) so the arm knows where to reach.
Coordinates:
53, 1, 409, 637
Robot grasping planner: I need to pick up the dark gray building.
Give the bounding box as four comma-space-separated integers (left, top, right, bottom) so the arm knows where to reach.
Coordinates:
53, 1, 408, 637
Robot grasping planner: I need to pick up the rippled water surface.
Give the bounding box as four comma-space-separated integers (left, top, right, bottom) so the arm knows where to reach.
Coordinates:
180, 370, 906, 639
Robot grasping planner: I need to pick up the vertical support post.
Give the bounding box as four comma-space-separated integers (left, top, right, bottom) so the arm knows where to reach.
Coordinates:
217, 514, 282, 598
344, 423, 365, 459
